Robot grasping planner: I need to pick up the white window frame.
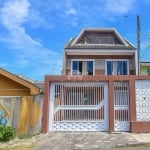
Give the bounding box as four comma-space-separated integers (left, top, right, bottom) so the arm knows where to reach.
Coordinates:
105, 59, 129, 75
71, 59, 95, 75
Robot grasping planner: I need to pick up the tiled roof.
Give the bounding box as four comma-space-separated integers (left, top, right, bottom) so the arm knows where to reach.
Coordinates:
0, 67, 40, 95
65, 38, 136, 50
64, 28, 136, 50
140, 62, 150, 66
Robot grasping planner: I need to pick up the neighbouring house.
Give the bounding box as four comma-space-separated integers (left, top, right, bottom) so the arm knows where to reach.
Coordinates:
140, 62, 150, 75
43, 28, 150, 133
0, 67, 44, 135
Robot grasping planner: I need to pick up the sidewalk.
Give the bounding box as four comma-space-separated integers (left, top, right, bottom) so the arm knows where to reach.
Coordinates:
131, 133, 150, 143
35, 132, 145, 150
0, 132, 150, 150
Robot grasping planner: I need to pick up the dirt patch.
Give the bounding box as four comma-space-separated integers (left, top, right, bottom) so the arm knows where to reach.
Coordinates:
0, 134, 46, 150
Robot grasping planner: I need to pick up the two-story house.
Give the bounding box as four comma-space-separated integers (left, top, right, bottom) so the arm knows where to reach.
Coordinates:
43, 28, 147, 133
63, 28, 138, 76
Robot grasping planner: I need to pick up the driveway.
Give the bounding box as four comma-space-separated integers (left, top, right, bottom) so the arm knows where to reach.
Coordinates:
34, 132, 143, 150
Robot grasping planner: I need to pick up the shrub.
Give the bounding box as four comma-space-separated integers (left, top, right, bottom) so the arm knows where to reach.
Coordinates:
0, 125, 16, 141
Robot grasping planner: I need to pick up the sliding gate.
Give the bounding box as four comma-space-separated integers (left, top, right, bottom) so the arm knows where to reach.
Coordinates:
49, 82, 109, 131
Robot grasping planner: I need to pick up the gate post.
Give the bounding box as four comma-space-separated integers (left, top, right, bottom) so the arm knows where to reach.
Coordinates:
129, 77, 136, 132
42, 77, 50, 133
109, 79, 114, 132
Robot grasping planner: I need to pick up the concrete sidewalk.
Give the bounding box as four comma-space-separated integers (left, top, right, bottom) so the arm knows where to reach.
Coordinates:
131, 133, 150, 143
35, 132, 147, 150
1, 132, 150, 150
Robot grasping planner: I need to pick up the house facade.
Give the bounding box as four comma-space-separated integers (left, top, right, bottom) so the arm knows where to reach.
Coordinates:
0, 68, 43, 135
43, 28, 150, 133
140, 62, 150, 75
63, 28, 138, 76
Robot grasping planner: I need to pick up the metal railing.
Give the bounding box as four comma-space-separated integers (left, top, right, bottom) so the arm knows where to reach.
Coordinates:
53, 82, 106, 122
114, 81, 130, 131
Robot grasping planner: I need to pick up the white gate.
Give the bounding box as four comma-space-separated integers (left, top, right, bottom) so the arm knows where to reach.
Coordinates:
49, 82, 109, 131
114, 81, 130, 131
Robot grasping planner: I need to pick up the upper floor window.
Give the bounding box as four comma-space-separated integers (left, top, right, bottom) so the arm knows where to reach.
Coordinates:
72, 60, 93, 75
106, 60, 128, 75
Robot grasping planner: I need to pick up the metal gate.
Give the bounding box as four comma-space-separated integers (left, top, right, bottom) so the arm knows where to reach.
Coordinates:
49, 82, 109, 131
114, 81, 130, 131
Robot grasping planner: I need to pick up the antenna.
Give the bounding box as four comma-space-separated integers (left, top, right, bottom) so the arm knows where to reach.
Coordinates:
137, 15, 141, 75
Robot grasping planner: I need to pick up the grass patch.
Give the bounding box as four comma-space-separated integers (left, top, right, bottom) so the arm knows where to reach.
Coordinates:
18, 134, 32, 139
0, 147, 33, 150
143, 142, 150, 147
0, 144, 35, 150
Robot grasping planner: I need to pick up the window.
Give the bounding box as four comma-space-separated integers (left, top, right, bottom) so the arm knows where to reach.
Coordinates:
106, 60, 128, 75
147, 68, 150, 75
72, 60, 93, 75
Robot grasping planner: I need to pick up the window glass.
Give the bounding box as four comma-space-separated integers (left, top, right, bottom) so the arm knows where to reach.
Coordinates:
123, 61, 127, 75
72, 60, 93, 75
73, 61, 78, 71
87, 61, 93, 75
79, 61, 82, 74
107, 61, 112, 75
118, 61, 127, 75
107, 61, 128, 75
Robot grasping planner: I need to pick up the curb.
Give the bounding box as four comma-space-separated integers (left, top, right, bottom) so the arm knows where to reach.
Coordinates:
116, 142, 145, 148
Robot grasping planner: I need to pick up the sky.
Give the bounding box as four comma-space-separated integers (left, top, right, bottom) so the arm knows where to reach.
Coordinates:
0, 0, 150, 81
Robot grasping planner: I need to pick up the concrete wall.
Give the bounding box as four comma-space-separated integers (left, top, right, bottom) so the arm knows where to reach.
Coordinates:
0, 95, 43, 136
43, 75, 150, 133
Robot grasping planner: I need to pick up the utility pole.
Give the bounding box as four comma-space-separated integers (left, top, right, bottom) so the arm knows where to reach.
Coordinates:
137, 15, 141, 75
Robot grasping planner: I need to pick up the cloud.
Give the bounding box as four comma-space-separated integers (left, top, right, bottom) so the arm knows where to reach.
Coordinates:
26, 9, 53, 29
65, 8, 77, 15
34, 0, 79, 27
1, 0, 149, 79
104, 0, 136, 14
1, 0, 30, 29
0, 0, 62, 79
65, 0, 77, 15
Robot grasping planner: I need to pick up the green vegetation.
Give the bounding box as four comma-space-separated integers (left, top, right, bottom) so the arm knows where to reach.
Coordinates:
0, 146, 34, 150
144, 142, 150, 147
0, 125, 16, 141
18, 134, 32, 139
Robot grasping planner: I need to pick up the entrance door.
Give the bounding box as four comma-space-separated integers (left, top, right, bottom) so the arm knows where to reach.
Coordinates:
114, 82, 130, 131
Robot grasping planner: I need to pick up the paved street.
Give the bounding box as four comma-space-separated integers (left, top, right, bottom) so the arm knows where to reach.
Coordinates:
35, 132, 147, 150
0, 132, 150, 150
